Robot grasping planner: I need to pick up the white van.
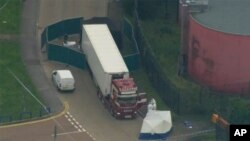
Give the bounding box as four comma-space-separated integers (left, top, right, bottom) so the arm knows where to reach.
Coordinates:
52, 70, 75, 91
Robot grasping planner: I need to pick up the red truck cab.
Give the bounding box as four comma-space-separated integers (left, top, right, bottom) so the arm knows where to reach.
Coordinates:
109, 78, 147, 119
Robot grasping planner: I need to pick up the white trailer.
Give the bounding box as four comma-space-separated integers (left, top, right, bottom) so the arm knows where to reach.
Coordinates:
81, 24, 147, 119
82, 24, 129, 96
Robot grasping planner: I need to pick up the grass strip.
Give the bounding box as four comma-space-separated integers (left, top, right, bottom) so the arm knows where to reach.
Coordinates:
0, 0, 22, 34
0, 41, 43, 120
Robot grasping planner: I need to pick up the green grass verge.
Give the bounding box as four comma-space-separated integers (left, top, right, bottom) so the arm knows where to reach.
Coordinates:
140, 19, 203, 113
0, 41, 43, 120
132, 68, 169, 110
122, 17, 202, 114
121, 36, 136, 56
0, 0, 22, 34
140, 20, 189, 87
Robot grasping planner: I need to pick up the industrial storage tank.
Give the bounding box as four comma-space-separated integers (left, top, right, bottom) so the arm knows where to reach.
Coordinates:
184, 0, 250, 94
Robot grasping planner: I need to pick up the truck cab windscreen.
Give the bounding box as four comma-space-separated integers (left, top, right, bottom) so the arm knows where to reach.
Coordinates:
117, 96, 137, 105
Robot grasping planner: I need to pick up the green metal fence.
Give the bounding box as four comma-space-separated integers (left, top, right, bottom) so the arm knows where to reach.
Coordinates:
45, 17, 86, 70
47, 44, 86, 70
133, 0, 198, 114
132, 1, 250, 127
41, 28, 47, 49
47, 17, 83, 41
122, 18, 140, 71
44, 17, 140, 71
0, 107, 51, 125
123, 54, 140, 71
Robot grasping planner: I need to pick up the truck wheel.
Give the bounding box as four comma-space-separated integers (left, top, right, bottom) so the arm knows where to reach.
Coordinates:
101, 96, 105, 104
111, 109, 119, 119
133, 114, 137, 119
110, 109, 115, 117
97, 89, 102, 99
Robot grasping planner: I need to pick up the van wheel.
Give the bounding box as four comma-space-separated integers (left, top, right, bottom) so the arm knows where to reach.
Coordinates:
52, 77, 55, 85
56, 85, 60, 91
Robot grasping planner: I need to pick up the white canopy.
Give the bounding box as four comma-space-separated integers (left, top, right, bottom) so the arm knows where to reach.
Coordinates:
139, 110, 172, 140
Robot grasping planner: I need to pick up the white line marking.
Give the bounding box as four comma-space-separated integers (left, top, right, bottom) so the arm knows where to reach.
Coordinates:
51, 131, 81, 136
169, 129, 215, 139
8, 69, 48, 111
0, 0, 10, 11
70, 121, 75, 126
74, 125, 79, 129
63, 111, 91, 139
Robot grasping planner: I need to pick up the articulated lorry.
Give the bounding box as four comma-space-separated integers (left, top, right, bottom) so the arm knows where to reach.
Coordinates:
82, 24, 147, 119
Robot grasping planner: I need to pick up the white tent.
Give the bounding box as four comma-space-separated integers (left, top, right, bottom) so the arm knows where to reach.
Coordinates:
139, 110, 172, 140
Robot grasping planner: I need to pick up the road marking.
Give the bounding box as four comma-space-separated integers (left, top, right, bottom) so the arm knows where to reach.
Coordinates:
70, 121, 75, 126
64, 112, 95, 140
169, 129, 215, 139
74, 125, 79, 129
51, 131, 82, 136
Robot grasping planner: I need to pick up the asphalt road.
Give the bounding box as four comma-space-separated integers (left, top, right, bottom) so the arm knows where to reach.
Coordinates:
41, 61, 143, 141
21, 0, 63, 113
37, 0, 144, 141
37, 0, 108, 29
0, 111, 95, 141
0, 0, 214, 141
